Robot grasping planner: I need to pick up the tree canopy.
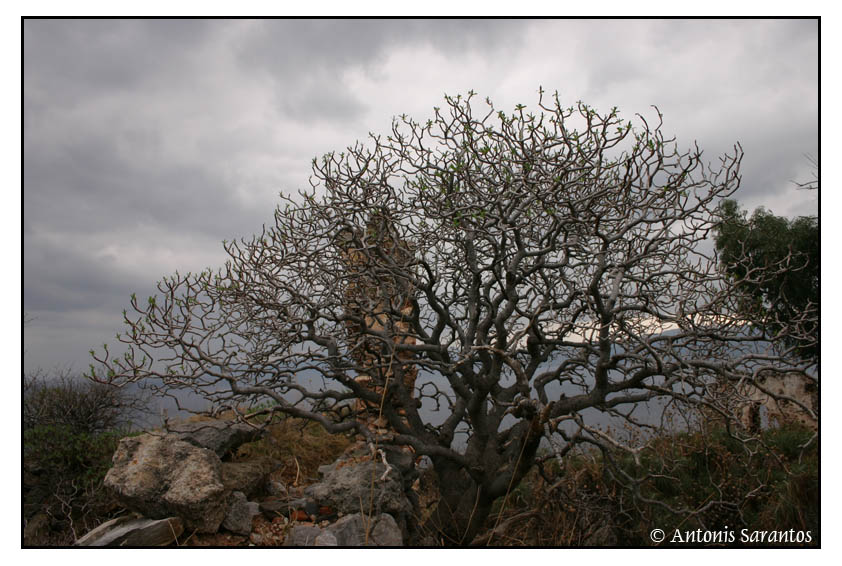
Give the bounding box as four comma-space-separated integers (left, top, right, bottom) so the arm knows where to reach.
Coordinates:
90, 90, 811, 544
715, 199, 818, 362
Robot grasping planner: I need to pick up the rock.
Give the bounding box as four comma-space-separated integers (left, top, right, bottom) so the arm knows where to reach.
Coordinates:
251, 514, 286, 546
303, 499, 319, 517
286, 485, 305, 498
369, 513, 403, 546
104, 433, 228, 533
314, 530, 338, 546
283, 524, 323, 546
167, 420, 263, 457
222, 491, 260, 536
258, 498, 289, 518
221, 461, 269, 498
266, 479, 287, 498
306, 458, 411, 520
322, 513, 403, 546
325, 514, 366, 546
75, 514, 183, 547
379, 445, 416, 474
288, 497, 309, 509
318, 462, 339, 478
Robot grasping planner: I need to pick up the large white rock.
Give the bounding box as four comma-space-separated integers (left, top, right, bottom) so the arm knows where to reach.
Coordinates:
104, 433, 228, 533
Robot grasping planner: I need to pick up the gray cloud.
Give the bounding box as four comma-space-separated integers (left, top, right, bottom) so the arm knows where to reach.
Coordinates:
235, 19, 527, 75
23, 18, 818, 373
24, 19, 213, 109
233, 19, 529, 123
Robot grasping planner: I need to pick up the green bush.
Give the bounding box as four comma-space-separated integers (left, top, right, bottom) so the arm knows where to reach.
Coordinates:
24, 425, 123, 484
23, 371, 146, 546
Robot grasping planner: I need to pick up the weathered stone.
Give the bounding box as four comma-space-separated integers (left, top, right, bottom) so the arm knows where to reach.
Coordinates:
318, 462, 339, 478
369, 513, 403, 546
167, 420, 263, 457
326, 514, 366, 546
283, 525, 323, 546
104, 434, 228, 533
222, 491, 260, 536
75, 514, 183, 547
221, 461, 269, 498
266, 479, 287, 498
745, 371, 818, 430
306, 459, 411, 519
258, 497, 289, 518
323, 513, 403, 546
379, 445, 416, 474
314, 530, 338, 546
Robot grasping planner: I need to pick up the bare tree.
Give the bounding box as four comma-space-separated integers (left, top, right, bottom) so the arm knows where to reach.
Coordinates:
90, 90, 812, 544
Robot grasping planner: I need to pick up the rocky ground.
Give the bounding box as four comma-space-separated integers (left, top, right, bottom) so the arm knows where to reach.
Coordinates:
75, 419, 421, 546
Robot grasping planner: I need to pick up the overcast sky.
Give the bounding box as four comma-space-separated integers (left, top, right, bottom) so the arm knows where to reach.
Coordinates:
23, 18, 819, 373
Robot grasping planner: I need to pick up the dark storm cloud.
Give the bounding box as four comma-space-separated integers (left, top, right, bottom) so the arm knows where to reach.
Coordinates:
23, 237, 137, 313
23, 19, 818, 373
23, 128, 254, 238
24, 19, 213, 100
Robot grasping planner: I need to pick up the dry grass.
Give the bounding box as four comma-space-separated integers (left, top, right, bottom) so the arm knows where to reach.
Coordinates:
230, 416, 353, 487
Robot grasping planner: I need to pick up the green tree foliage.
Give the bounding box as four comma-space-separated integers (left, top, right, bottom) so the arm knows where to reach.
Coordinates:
714, 199, 818, 361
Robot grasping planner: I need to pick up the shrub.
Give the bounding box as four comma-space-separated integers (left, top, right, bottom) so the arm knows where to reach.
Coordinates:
23, 370, 146, 434
22, 370, 147, 545
479, 424, 818, 547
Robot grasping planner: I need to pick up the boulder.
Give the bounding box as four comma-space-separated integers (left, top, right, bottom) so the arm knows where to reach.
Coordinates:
75, 514, 183, 547
369, 513, 403, 546
314, 530, 339, 546
306, 458, 411, 520
166, 420, 263, 457
258, 497, 289, 518
104, 433, 228, 533
327, 513, 403, 546
281, 514, 403, 546
222, 491, 260, 536
283, 525, 323, 546
221, 461, 269, 498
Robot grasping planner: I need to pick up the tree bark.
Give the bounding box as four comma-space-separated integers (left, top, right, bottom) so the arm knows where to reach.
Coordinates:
423, 459, 494, 546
